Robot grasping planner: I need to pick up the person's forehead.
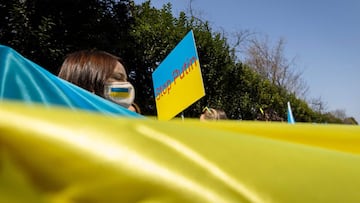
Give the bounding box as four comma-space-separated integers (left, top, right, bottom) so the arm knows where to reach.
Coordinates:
114, 61, 126, 75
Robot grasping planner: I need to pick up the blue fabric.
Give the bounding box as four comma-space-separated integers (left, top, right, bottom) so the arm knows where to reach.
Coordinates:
287, 101, 295, 124
0, 45, 142, 117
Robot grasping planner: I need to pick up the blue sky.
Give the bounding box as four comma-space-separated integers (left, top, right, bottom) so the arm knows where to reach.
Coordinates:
134, 0, 360, 122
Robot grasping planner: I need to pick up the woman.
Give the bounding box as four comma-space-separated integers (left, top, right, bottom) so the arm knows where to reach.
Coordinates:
58, 50, 135, 109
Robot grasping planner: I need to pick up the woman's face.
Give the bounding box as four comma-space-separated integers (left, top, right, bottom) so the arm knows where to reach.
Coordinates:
103, 61, 135, 109
106, 61, 127, 83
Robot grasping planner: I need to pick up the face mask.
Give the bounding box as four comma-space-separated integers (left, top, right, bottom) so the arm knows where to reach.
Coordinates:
103, 82, 135, 108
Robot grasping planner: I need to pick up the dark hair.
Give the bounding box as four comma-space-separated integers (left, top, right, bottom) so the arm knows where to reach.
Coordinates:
58, 50, 124, 97
130, 102, 141, 114
216, 109, 228, 119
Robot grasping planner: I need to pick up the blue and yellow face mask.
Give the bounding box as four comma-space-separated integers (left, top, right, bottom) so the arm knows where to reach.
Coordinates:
104, 81, 135, 108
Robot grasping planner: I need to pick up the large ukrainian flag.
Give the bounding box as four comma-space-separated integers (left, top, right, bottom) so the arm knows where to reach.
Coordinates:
1, 45, 360, 203
1, 101, 360, 203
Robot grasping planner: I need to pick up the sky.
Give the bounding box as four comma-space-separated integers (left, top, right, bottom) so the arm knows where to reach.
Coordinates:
134, 0, 360, 123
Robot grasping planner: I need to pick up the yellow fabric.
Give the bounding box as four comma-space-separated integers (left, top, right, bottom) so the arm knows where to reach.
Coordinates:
1, 101, 360, 203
